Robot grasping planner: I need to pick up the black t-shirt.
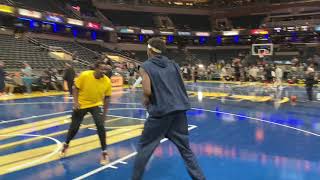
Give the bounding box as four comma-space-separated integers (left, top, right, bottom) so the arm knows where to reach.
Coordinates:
0, 67, 6, 89
128, 68, 135, 77
64, 68, 75, 82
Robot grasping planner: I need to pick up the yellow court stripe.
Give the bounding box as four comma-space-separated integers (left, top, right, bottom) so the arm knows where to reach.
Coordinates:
230, 95, 272, 102
0, 117, 124, 150
90, 124, 145, 130
0, 116, 70, 135
278, 97, 289, 104
0, 92, 67, 101
0, 125, 141, 164
0, 87, 126, 101
0, 126, 143, 175
0, 118, 71, 141
0, 124, 92, 150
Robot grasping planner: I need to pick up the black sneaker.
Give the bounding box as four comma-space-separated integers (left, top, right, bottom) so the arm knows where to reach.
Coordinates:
59, 143, 69, 158
100, 151, 110, 165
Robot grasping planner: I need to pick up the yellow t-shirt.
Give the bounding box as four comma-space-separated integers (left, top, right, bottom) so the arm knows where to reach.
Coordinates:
75, 70, 112, 109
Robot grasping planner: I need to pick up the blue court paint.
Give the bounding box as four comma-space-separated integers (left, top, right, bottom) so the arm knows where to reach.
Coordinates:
1, 83, 320, 180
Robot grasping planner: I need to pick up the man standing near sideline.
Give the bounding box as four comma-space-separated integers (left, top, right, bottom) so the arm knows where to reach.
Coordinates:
0, 61, 5, 96
132, 38, 205, 180
305, 63, 317, 101
60, 61, 112, 165
63, 63, 76, 96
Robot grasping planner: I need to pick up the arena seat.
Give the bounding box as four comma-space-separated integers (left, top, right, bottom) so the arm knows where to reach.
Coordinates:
0, 34, 85, 70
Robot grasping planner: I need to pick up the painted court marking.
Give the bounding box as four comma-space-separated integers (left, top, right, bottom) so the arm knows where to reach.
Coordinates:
0, 101, 142, 106
0, 103, 142, 124
74, 107, 320, 180
0, 111, 72, 124
191, 108, 320, 137
73, 125, 198, 180
2, 103, 320, 178
0, 133, 62, 172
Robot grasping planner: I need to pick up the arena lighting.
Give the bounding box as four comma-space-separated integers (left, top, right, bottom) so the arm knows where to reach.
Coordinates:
250, 29, 268, 35
167, 35, 174, 43
46, 15, 63, 23
141, 29, 154, 35
160, 31, 174, 35
18, 8, 41, 19
86, 22, 100, 30
314, 25, 320, 32
287, 27, 295, 32
274, 27, 281, 33
43, 21, 58, 32
216, 36, 222, 45
177, 31, 191, 36
234, 35, 239, 43
198, 64, 204, 68
91, 31, 97, 40
300, 26, 308, 31
139, 35, 144, 42
222, 30, 239, 36
0, 4, 14, 14
195, 32, 210, 37
67, 18, 84, 26
18, 17, 33, 21
42, 21, 55, 25
102, 26, 114, 31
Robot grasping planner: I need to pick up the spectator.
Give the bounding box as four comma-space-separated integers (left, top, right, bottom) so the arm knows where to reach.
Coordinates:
21, 62, 33, 94
63, 63, 76, 96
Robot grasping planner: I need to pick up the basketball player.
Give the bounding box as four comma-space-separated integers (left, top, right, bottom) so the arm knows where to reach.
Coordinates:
60, 61, 112, 165
132, 38, 205, 180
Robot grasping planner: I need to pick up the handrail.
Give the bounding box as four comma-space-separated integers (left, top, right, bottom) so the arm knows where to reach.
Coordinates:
76, 42, 142, 65
26, 36, 90, 66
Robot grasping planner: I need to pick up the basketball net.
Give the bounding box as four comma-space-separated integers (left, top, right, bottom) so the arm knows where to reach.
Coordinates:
258, 50, 269, 58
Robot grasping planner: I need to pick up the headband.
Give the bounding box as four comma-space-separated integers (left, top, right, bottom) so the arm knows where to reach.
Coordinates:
148, 44, 162, 54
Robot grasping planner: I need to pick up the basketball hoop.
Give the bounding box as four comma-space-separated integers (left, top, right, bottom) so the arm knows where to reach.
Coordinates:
252, 44, 273, 57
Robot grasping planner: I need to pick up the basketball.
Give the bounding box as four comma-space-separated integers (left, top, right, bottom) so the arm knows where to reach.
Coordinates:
290, 96, 297, 102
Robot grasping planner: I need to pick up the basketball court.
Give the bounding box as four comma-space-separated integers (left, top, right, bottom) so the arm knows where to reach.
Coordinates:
1, 81, 320, 180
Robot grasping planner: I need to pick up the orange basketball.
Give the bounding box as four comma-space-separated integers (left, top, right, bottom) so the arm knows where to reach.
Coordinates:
290, 96, 297, 102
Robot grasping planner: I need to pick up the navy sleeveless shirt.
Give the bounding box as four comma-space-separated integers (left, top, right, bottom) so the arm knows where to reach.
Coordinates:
141, 55, 190, 117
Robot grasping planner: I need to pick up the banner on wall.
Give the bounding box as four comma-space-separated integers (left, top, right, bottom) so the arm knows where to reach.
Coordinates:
222, 30, 239, 36
86, 22, 100, 29
18, 8, 41, 19
0, 4, 14, 14
195, 32, 210, 37
141, 29, 154, 34
250, 29, 269, 35
120, 28, 134, 33
177, 31, 191, 36
46, 15, 63, 23
102, 26, 114, 31
160, 31, 174, 35
67, 18, 84, 26
111, 76, 123, 87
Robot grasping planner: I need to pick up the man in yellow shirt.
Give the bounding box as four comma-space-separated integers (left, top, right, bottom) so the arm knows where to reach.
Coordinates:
60, 61, 112, 165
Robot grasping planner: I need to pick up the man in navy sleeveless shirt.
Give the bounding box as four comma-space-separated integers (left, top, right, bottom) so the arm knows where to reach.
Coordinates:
132, 38, 205, 180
